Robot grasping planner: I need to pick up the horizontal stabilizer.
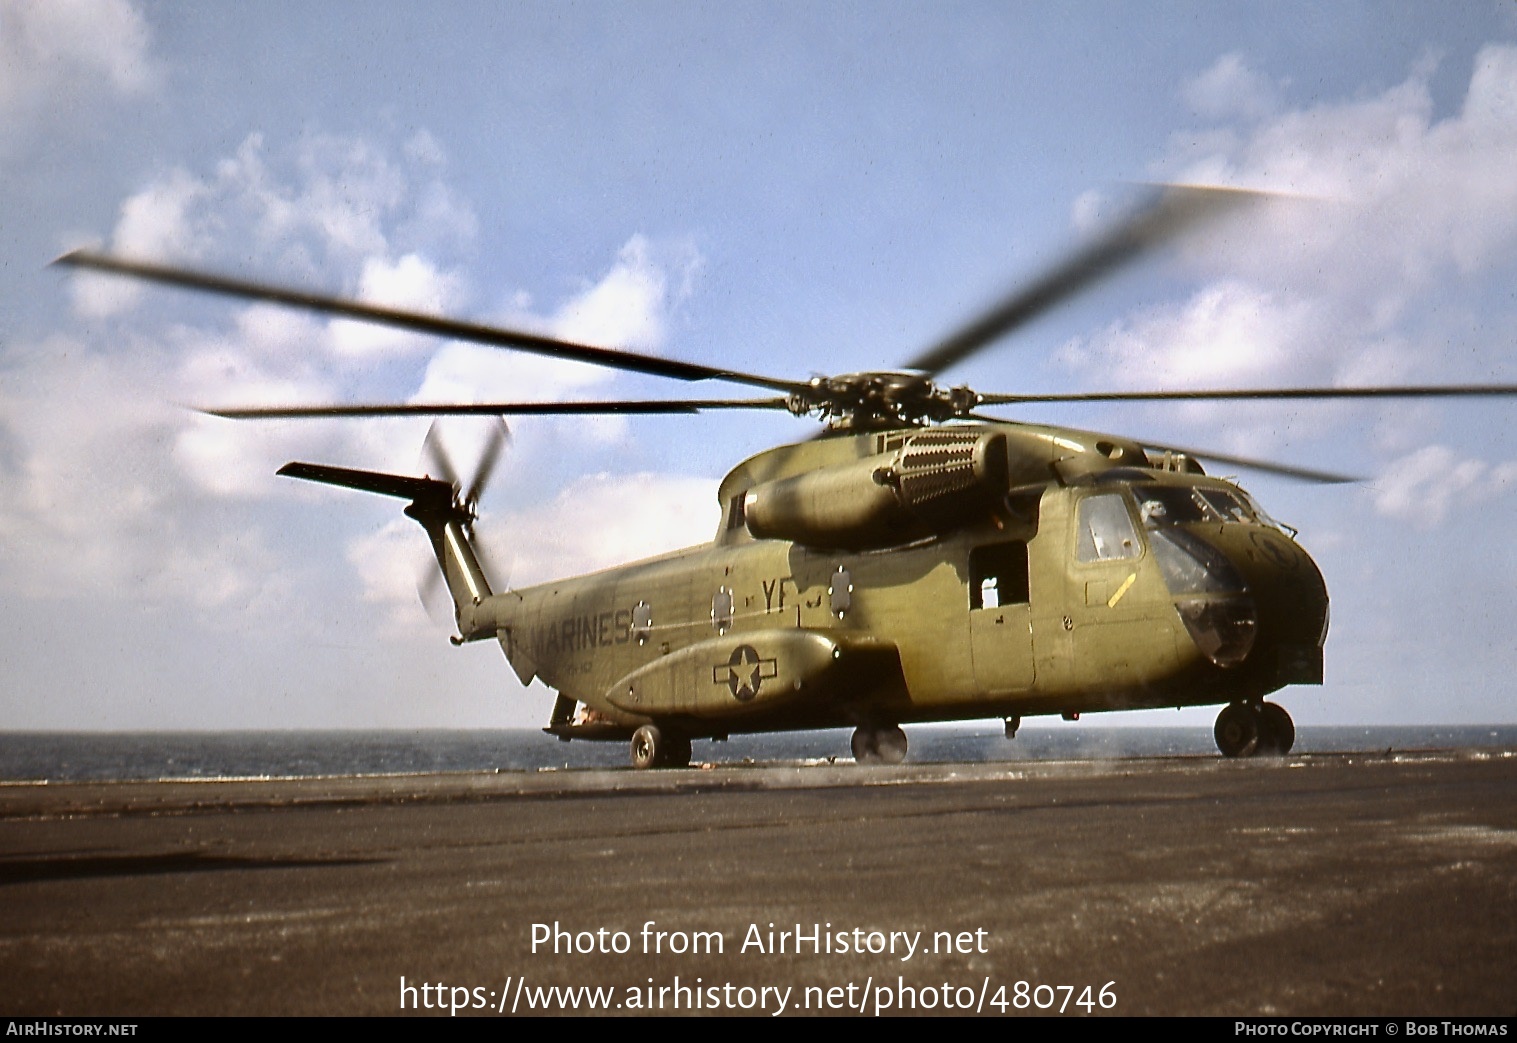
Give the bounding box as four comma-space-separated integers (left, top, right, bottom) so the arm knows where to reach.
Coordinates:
277, 461, 452, 503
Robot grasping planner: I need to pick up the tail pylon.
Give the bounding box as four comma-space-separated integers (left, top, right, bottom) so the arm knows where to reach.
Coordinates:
278, 461, 497, 642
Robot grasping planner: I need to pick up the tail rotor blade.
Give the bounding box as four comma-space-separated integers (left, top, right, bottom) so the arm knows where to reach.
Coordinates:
421, 421, 462, 490
420, 418, 514, 591
470, 522, 512, 593
416, 560, 454, 627
464, 417, 511, 508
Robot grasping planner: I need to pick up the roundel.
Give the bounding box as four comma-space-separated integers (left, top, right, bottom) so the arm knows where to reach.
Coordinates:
725, 644, 764, 702
1250, 530, 1298, 570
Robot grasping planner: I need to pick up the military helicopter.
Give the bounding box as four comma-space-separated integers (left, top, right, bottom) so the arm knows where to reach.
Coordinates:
57, 185, 1517, 768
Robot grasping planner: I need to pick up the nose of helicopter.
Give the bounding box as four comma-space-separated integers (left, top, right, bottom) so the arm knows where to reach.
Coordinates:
1201, 525, 1330, 685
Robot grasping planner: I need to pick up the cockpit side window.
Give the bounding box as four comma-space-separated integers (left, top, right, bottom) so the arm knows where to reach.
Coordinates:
1076, 494, 1140, 562
1135, 487, 1207, 527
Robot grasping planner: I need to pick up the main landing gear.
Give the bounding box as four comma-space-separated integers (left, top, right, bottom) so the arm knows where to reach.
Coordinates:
851, 724, 908, 764
1214, 701, 1295, 758
629, 724, 692, 769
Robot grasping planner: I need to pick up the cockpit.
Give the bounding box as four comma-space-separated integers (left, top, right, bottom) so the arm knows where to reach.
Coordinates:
1076, 472, 1276, 668
1088, 468, 1285, 533
1133, 483, 1274, 530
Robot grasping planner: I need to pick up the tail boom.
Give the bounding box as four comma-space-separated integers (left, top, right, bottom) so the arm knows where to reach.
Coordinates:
278, 461, 497, 640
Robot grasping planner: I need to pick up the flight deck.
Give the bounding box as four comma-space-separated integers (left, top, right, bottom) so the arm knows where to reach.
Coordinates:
2, 749, 1514, 1016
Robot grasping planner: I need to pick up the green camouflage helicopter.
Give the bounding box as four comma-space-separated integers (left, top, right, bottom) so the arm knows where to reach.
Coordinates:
59, 186, 1517, 768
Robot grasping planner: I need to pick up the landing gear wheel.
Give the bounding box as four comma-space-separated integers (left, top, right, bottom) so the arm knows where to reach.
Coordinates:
1214, 702, 1261, 758
1257, 702, 1295, 756
630, 724, 663, 770
852, 725, 907, 764
876, 726, 908, 764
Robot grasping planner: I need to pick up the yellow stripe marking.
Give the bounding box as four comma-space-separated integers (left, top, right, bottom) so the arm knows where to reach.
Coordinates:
1107, 572, 1137, 609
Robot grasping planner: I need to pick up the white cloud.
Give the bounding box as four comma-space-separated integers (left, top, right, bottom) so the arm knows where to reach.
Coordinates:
25, 124, 717, 637
408, 234, 704, 444
0, 334, 284, 609
1059, 47, 1517, 469
501, 472, 721, 587
71, 169, 210, 317
67, 130, 480, 322
1054, 279, 1357, 458
1181, 53, 1280, 122
347, 518, 434, 631
413, 342, 613, 407
341, 470, 720, 633
0, 0, 157, 112
1058, 280, 1316, 389
7, 129, 487, 615
550, 234, 703, 350
1167, 45, 1517, 293
328, 253, 467, 357
1371, 445, 1517, 528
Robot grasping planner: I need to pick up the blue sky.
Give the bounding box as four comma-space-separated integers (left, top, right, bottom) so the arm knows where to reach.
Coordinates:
3, 1, 1517, 732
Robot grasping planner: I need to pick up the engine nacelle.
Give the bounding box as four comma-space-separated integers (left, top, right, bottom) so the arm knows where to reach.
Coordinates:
743, 430, 1009, 549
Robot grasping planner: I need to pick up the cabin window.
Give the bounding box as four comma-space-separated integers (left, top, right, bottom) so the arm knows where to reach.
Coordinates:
970, 541, 1029, 610
711, 587, 734, 633
829, 566, 853, 618
631, 600, 652, 645
1076, 494, 1140, 562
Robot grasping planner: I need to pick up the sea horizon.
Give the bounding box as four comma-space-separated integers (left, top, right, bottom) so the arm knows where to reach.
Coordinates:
2, 723, 1512, 784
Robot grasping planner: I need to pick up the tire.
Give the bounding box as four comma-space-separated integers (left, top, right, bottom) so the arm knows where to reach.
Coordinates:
851, 727, 878, 764
1214, 702, 1261, 758
630, 724, 663, 770
1257, 702, 1295, 756
876, 726, 908, 764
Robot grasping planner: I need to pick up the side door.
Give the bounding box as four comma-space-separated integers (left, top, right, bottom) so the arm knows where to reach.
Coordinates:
968, 540, 1035, 693
1068, 491, 1170, 689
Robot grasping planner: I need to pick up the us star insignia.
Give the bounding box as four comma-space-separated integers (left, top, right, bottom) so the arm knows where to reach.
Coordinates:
713, 644, 778, 702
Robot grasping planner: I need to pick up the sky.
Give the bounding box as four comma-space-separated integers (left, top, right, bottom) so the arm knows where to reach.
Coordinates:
3, 1, 1517, 733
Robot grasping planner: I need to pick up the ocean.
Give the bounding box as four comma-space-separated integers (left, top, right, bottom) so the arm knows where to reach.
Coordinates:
1, 724, 1512, 783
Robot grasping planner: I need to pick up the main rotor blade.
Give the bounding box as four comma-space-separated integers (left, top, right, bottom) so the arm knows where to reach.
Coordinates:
54, 250, 802, 395
200, 397, 792, 419
979, 383, 1517, 406
967, 413, 1358, 483
904, 184, 1263, 377
1139, 439, 1358, 485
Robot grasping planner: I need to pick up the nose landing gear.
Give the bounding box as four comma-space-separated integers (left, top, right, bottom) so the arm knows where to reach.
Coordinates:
1214, 701, 1295, 758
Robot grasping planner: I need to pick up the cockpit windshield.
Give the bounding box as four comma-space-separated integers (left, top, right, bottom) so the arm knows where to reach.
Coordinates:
1134, 485, 1259, 529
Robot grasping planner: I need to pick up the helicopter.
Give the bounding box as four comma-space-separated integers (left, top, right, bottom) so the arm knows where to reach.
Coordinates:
56, 185, 1517, 768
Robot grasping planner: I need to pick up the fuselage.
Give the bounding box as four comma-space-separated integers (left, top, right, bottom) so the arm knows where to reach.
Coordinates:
472, 423, 1329, 739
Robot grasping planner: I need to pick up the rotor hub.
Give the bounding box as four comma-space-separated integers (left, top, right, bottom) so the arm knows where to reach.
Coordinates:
789, 372, 982, 429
